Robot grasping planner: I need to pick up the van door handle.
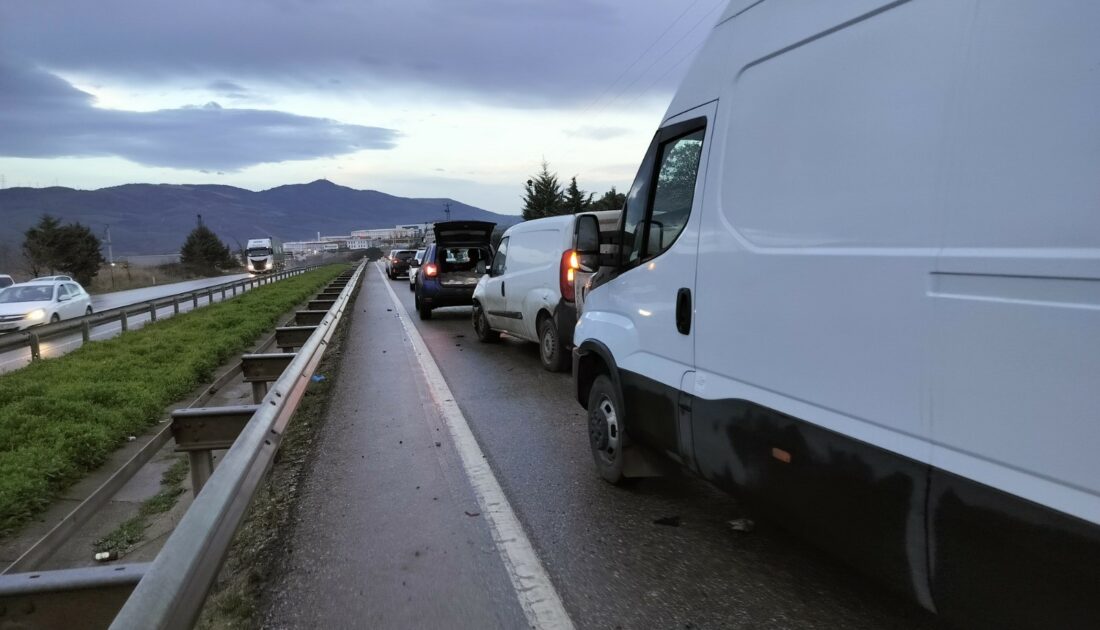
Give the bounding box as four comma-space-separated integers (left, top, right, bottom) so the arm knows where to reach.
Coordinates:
676, 288, 691, 335
501, 281, 506, 297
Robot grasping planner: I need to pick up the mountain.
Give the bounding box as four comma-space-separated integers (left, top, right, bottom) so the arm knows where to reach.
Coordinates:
0, 180, 519, 255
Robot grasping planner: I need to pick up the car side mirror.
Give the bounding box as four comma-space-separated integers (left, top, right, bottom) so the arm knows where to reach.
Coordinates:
476, 261, 487, 275
574, 214, 601, 272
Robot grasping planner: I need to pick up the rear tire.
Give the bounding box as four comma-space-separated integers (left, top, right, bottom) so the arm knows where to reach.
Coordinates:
408, 280, 415, 292
416, 295, 432, 320
473, 303, 500, 342
587, 374, 628, 485
538, 316, 567, 372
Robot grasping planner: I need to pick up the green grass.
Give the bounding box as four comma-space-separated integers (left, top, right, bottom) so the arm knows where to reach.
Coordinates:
0, 265, 347, 536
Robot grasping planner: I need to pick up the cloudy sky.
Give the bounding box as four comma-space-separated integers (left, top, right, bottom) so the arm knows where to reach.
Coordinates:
0, 0, 725, 214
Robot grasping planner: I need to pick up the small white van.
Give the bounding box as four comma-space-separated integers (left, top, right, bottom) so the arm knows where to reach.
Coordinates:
572, 2, 1100, 628
472, 212, 616, 371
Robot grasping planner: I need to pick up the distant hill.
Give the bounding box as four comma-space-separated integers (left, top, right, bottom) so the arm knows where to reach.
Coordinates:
0, 179, 519, 255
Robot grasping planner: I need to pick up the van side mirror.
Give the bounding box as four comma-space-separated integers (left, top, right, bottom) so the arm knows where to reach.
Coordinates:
574, 214, 601, 272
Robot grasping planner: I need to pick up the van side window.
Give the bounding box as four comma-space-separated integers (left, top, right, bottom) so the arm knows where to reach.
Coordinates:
620, 138, 659, 267
491, 237, 509, 276
645, 129, 705, 258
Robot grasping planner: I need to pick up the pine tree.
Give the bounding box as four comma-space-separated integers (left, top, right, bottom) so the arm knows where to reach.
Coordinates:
22, 215, 105, 283
522, 161, 565, 220
53, 223, 106, 285
22, 215, 63, 277
591, 186, 627, 211
562, 177, 593, 215
180, 225, 239, 274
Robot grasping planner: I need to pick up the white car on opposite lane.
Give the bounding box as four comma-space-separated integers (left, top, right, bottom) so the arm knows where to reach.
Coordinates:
0, 281, 93, 333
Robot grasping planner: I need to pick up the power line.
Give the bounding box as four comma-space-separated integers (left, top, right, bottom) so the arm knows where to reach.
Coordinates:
594, 0, 726, 116
624, 38, 708, 109
580, 0, 707, 116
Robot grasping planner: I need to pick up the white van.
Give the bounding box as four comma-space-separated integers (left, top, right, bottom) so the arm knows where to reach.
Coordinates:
571, 3, 1100, 629
472, 213, 616, 371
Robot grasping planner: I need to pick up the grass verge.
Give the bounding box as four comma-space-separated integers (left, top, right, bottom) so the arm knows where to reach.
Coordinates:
0, 265, 346, 536
196, 284, 354, 629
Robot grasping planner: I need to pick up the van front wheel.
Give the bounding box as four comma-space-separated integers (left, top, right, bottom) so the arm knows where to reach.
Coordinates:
587, 374, 628, 484
538, 316, 567, 372
473, 304, 500, 342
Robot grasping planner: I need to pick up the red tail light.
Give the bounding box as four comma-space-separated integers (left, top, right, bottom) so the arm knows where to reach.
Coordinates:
560, 249, 576, 302
424, 262, 438, 278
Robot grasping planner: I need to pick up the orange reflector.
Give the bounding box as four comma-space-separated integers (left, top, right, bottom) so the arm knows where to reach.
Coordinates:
771, 447, 791, 464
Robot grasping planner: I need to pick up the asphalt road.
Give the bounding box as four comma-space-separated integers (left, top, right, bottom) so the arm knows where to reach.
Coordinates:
0, 273, 253, 374
266, 266, 942, 629
89, 273, 250, 311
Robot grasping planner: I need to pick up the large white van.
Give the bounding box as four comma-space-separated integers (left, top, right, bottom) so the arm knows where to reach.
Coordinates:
571, 2, 1100, 628
473, 212, 616, 371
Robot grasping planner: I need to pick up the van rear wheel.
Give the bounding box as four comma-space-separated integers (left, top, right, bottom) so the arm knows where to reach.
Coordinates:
587, 374, 628, 484
538, 316, 567, 372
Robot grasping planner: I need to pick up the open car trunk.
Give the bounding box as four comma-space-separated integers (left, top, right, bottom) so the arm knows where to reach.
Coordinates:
432, 221, 496, 248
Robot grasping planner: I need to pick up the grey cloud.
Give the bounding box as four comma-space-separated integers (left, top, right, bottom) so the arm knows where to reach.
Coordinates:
0, 0, 713, 106
565, 126, 631, 140
207, 79, 250, 99
0, 64, 399, 170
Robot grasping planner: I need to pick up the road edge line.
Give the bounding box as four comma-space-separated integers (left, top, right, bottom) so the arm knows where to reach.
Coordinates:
374, 263, 575, 630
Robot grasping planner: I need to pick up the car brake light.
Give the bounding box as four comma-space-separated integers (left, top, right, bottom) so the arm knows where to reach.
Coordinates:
424, 262, 438, 277
560, 250, 575, 302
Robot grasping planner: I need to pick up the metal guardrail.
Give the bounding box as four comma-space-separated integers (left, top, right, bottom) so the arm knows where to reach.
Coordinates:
0, 266, 322, 359
0, 262, 364, 629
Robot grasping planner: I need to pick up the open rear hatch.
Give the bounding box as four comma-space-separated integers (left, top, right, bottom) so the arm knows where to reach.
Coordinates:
432, 221, 495, 247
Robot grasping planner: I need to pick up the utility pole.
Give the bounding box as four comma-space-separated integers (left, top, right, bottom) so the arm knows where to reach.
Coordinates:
104, 225, 114, 266
443, 202, 451, 221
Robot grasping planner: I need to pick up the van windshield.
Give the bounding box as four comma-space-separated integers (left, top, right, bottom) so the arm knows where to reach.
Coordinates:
248, 247, 273, 256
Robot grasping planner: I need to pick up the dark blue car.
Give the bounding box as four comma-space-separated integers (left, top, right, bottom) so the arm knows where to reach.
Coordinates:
413, 221, 495, 320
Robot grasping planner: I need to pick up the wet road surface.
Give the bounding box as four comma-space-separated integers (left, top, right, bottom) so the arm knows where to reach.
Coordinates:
265, 265, 941, 629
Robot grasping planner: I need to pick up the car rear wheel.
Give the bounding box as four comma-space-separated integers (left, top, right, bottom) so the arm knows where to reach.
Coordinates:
587, 374, 628, 484
408, 279, 415, 292
418, 302, 432, 320
472, 304, 500, 342
538, 316, 567, 372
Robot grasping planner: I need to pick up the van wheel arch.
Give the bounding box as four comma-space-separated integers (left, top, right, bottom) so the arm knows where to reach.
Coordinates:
574, 341, 619, 409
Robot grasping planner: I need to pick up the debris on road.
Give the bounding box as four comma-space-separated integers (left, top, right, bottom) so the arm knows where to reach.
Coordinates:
94, 550, 119, 562
728, 518, 755, 533
435, 441, 441, 447
465, 510, 481, 517
311, 374, 326, 382
653, 516, 681, 527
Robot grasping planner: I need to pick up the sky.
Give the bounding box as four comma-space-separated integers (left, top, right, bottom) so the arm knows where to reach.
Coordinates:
0, 0, 725, 215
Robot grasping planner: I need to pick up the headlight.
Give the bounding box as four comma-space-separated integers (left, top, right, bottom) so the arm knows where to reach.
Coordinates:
25, 309, 46, 321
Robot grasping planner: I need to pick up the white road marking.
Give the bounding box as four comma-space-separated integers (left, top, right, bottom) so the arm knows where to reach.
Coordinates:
375, 263, 576, 630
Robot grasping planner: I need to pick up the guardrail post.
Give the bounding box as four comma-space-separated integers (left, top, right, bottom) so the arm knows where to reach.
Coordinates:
29, 333, 41, 360
192, 292, 199, 308
208, 290, 214, 305
120, 311, 129, 332
232, 283, 237, 296
189, 452, 214, 496
81, 320, 91, 344
173, 297, 180, 315
148, 302, 157, 322
221, 287, 226, 300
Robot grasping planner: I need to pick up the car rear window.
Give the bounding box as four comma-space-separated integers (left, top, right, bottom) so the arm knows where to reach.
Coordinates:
395, 251, 417, 261
439, 247, 489, 272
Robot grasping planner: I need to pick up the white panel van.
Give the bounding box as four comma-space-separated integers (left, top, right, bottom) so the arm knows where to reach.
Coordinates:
572, 2, 1100, 628
473, 213, 616, 371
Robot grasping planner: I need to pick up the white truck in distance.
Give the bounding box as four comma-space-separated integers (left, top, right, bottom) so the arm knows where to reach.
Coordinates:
246, 238, 285, 274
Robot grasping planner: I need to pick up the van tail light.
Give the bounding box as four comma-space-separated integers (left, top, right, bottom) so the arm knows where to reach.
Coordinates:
560, 250, 577, 302
424, 262, 438, 278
